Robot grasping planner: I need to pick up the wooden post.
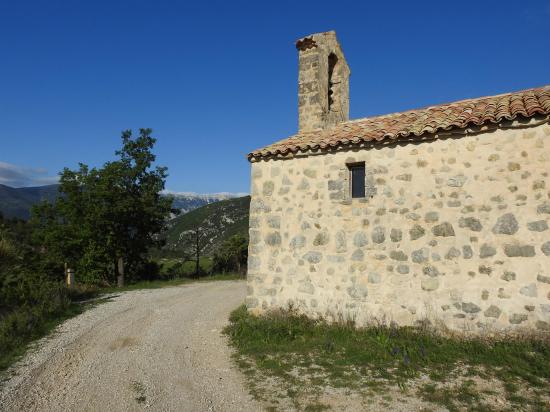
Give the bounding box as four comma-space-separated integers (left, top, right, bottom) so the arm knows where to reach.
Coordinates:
66, 268, 75, 288
117, 257, 125, 288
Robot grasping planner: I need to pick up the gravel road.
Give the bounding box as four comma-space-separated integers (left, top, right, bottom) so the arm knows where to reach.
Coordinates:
0, 281, 262, 412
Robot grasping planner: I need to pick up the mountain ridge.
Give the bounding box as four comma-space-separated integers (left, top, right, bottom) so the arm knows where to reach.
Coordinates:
0, 183, 247, 220
0, 184, 60, 219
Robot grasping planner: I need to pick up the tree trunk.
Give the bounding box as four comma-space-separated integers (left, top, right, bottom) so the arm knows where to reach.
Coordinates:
195, 228, 200, 278
117, 257, 125, 287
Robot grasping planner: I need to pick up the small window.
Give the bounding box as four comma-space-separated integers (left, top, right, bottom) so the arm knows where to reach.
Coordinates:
327, 53, 338, 110
348, 163, 365, 198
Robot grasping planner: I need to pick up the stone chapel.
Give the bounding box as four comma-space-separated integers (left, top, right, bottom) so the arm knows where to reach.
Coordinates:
246, 31, 550, 333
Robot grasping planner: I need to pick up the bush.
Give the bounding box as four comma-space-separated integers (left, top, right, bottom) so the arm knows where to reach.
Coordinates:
0, 220, 84, 371
0, 275, 74, 370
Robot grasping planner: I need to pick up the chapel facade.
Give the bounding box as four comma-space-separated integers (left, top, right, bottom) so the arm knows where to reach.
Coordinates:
246, 31, 550, 333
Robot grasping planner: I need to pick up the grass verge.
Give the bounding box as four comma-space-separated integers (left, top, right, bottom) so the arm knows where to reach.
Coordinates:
0, 284, 99, 374
101, 272, 244, 293
224, 305, 550, 411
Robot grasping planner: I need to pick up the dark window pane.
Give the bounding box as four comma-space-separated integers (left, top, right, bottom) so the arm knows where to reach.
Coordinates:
350, 165, 365, 198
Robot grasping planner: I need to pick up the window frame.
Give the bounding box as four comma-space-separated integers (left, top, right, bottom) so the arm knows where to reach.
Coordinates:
347, 162, 366, 199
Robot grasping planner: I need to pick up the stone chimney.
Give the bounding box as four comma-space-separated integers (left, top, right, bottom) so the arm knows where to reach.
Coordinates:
296, 31, 350, 132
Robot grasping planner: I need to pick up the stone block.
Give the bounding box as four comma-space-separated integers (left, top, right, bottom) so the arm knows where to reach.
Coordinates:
432, 222, 455, 237
396, 174, 412, 181
462, 302, 481, 313
303, 251, 322, 264
313, 231, 330, 246
423, 265, 440, 277
479, 244, 497, 258
409, 224, 426, 240
390, 250, 408, 261
351, 249, 364, 261
412, 248, 429, 263
504, 244, 535, 257
396, 264, 410, 274
267, 216, 281, 229
527, 220, 548, 232
262, 181, 275, 196
425, 211, 440, 223
520, 283, 537, 297
421, 278, 439, 291
447, 175, 467, 187
459, 217, 483, 232
372, 226, 386, 244
501, 271, 516, 281
265, 232, 282, 246
335, 230, 347, 252
290, 235, 306, 250
537, 202, 550, 214
492, 213, 519, 235
368, 272, 381, 283
445, 247, 461, 260
462, 245, 473, 259
484, 305, 501, 318
390, 228, 402, 242
299, 282, 315, 294
509, 314, 528, 324
353, 231, 368, 247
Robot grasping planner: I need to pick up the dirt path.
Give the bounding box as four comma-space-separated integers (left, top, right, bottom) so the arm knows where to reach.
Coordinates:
0, 281, 262, 412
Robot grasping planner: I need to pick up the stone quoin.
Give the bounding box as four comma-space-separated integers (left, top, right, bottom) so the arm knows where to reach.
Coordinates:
246, 30, 550, 334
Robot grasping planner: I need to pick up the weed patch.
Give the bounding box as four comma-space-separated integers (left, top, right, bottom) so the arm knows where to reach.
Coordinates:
224, 305, 550, 411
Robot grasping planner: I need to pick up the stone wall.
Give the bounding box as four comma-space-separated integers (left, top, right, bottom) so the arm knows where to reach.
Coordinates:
246, 121, 550, 334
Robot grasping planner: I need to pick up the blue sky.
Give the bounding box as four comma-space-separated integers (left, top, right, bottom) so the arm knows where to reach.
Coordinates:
1, 0, 549, 192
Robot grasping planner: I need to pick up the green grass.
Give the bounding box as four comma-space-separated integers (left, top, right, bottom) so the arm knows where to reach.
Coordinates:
102, 272, 243, 293
131, 380, 147, 404
157, 256, 214, 277
224, 305, 550, 410
0, 304, 82, 372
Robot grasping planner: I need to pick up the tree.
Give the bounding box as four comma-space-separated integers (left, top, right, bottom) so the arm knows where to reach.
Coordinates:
185, 225, 209, 278
212, 234, 248, 275
32, 129, 176, 286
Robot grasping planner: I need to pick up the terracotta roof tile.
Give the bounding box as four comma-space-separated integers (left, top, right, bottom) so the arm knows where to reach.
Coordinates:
248, 85, 550, 160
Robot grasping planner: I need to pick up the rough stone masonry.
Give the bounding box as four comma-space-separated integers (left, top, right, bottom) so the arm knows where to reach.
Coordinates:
246, 31, 550, 334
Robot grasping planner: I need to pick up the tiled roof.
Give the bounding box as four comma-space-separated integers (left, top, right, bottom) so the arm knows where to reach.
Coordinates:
248, 85, 550, 160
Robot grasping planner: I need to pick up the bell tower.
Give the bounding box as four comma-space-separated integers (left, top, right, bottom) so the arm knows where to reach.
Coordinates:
296, 31, 350, 132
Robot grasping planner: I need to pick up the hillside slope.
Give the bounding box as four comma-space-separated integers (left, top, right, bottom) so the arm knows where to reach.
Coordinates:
161, 196, 250, 256
0, 184, 60, 219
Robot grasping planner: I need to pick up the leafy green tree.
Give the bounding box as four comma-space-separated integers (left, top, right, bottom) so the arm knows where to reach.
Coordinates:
212, 234, 248, 275
32, 128, 175, 286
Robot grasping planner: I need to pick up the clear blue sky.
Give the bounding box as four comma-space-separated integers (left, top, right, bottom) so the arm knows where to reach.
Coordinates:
1, 0, 549, 192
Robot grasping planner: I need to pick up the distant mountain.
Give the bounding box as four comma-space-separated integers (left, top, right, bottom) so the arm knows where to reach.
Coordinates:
0, 184, 247, 221
160, 196, 250, 257
167, 191, 247, 214
0, 184, 60, 220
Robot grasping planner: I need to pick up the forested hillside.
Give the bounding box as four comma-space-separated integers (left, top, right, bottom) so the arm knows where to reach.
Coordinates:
0, 184, 59, 219
159, 196, 250, 257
